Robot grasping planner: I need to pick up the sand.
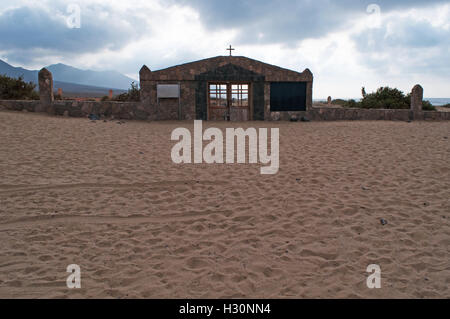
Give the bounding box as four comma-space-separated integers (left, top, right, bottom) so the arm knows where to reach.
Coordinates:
0, 110, 449, 299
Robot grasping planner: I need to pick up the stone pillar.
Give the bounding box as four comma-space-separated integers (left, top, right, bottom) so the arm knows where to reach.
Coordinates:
306, 81, 313, 111
38, 68, 54, 113
57, 88, 63, 97
264, 82, 271, 121
108, 89, 113, 99
411, 84, 423, 120
303, 68, 314, 111
139, 65, 154, 118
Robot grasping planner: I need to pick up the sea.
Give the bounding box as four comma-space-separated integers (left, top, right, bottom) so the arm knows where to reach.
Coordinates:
426, 98, 450, 106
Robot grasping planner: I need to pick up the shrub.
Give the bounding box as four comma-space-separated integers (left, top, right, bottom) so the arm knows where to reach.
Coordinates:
331, 99, 358, 108
331, 99, 350, 106
360, 87, 409, 109
346, 99, 359, 108
422, 100, 436, 111
0, 74, 39, 100
332, 87, 437, 111
331, 99, 347, 105
112, 82, 140, 102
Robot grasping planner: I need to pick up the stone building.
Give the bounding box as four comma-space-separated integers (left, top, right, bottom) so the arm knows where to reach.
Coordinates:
139, 56, 313, 121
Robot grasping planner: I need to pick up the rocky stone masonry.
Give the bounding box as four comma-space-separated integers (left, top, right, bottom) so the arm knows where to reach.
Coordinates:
411, 84, 423, 112
272, 108, 450, 121
139, 64, 196, 121
38, 68, 54, 113
140, 56, 314, 120
0, 100, 41, 112
411, 84, 424, 120
2, 99, 449, 122
140, 56, 313, 82
52, 101, 142, 119
0, 100, 140, 119
1, 63, 449, 122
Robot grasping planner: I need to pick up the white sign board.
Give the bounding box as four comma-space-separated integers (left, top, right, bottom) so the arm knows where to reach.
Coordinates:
157, 84, 180, 99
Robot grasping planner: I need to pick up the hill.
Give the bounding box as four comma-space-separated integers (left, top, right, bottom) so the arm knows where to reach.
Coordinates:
46, 63, 135, 90
0, 59, 132, 97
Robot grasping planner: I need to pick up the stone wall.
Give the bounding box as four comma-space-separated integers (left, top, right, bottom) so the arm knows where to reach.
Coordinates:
139, 73, 196, 121
1, 67, 449, 122
268, 108, 450, 121
308, 108, 412, 121
52, 101, 142, 119
0, 100, 140, 120
0, 100, 41, 112
2, 99, 449, 122
0, 67, 142, 120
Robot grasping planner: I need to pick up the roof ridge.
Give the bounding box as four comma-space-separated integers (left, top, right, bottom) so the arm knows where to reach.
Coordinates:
150, 56, 305, 76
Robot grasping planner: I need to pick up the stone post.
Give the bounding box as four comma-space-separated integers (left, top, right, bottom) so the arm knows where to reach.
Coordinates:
38, 68, 54, 113
303, 68, 314, 111
109, 89, 113, 99
139, 65, 155, 119
57, 88, 63, 98
411, 84, 423, 120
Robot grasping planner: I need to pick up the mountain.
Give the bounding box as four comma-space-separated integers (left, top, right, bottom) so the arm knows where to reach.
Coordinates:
0, 59, 38, 84
46, 63, 136, 90
0, 59, 134, 96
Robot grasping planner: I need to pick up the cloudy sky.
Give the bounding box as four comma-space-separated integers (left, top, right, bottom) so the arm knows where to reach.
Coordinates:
0, 0, 449, 98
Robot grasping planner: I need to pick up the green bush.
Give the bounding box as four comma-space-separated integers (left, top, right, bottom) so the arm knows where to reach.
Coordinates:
441, 103, 450, 108
346, 99, 358, 108
113, 82, 140, 102
331, 99, 347, 105
0, 74, 39, 100
331, 98, 358, 108
334, 86, 436, 111
360, 87, 409, 109
422, 100, 436, 111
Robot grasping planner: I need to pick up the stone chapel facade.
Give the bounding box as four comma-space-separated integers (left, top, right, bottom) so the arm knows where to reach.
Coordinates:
139, 56, 313, 121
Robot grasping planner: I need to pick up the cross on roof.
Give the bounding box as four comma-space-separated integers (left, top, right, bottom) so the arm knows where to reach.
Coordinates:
227, 45, 235, 56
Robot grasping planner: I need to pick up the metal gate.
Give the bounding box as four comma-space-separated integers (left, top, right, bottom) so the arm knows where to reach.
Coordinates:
208, 83, 250, 121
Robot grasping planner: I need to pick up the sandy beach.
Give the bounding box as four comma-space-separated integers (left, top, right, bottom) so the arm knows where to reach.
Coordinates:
0, 110, 449, 299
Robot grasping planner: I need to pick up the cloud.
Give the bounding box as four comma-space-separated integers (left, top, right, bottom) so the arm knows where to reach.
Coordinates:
353, 5, 450, 77
0, 0, 448, 97
0, 1, 147, 64
176, 0, 450, 45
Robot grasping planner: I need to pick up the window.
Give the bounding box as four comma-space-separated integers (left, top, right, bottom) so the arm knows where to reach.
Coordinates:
231, 84, 249, 108
209, 84, 227, 108
270, 82, 307, 112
